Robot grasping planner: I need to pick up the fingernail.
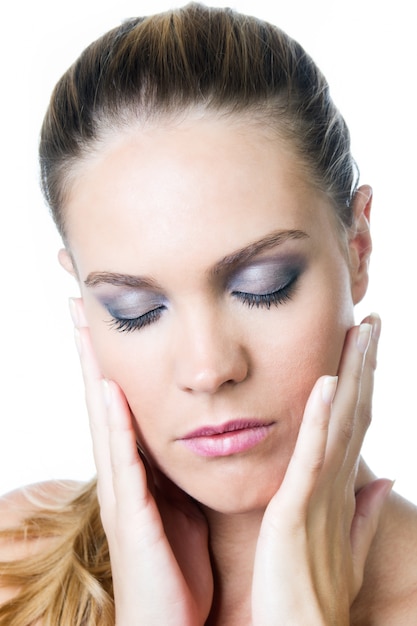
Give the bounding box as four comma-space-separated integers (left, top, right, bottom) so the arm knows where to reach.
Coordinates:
380, 479, 395, 502
322, 375, 338, 405
357, 323, 372, 353
370, 312, 381, 340
74, 327, 82, 355
69, 298, 79, 327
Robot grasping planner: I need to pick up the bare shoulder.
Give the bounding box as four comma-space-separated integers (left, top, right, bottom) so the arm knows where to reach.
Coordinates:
352, 491, 417, 624
0, 480, 85, 607
384, 494, 417, 623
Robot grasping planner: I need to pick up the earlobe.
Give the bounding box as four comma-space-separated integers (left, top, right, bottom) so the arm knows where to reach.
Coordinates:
349, 185, 373, 305
58, 248, 78, 279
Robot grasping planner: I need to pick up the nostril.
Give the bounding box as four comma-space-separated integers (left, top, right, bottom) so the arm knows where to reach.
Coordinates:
176, 348, 249, 394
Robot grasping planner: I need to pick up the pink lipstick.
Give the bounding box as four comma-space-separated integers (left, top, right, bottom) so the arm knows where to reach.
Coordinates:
179, 419, 274, 457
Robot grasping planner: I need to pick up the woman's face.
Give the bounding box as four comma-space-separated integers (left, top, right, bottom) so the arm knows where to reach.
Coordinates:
63, 115, 364, 514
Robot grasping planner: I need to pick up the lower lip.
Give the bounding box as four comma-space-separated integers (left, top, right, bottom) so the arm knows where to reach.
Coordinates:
180, 424, 274, 457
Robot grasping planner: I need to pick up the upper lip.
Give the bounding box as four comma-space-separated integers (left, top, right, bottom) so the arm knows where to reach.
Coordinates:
180, 419, 275, 439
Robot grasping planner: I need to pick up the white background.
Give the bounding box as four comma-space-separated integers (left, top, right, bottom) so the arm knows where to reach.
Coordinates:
0, 0, 416, 502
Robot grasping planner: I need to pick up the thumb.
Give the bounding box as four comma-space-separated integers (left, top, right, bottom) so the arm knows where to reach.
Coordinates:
351, 478, 393, 587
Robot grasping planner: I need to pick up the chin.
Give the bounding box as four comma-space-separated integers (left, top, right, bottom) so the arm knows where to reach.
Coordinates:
169, 456, 290, 516
198, 481, 282, 516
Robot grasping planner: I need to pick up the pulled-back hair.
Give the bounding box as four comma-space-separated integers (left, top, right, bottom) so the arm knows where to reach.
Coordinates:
40, 2, 358, 241
1, 5, 359, 624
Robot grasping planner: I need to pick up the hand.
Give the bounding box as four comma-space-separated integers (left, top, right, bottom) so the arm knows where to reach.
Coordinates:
70, 298, 213, 626
252, 314, 392, 625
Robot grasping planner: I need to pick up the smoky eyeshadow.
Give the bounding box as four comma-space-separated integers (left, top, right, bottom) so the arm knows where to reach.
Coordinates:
92, 253, 306, 320
227, 254, 306, 295
97, 290, 167, 320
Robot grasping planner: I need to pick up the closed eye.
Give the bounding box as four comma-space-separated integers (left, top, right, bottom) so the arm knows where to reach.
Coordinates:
108, 305, 167, 333
232, 273, 299, 309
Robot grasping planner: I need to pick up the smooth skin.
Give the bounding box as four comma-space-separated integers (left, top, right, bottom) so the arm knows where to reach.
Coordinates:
58, 113, 401, 624
71, 301, 389, 625
60, 115, 370, 518
2, 113, 416, 624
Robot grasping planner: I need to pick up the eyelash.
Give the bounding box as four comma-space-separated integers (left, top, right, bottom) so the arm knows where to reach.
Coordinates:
108, 307, 166, 333
232, 275, 298, 309
108, 276, 298, 333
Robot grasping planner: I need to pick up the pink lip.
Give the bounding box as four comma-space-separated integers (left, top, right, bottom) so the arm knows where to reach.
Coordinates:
179, 419, 275, 457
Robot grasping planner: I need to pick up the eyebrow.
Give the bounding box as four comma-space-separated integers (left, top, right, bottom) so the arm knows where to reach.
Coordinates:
210, 228, 309, 275
84, 272, 160, 289
84, 229, 309, 288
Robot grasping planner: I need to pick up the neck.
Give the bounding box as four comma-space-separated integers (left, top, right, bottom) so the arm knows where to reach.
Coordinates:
204, 459, 375, 566
203, 505, 264, 625
202, 458, 388, 625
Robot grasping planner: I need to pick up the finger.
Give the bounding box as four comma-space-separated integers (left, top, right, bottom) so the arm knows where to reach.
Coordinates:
74, 324, 114, 509
350, 478, 393, 590
324, 322, 372, 474
73, 306, 157, 542
70, 298, 116, 508
70, 296, 88, 328
344, 314, 380, 471
271, 375, 337, 516
105, 380, 150, 511
106, 381, 172, 552
359, 313, 381, 372
336, 314, 380, 482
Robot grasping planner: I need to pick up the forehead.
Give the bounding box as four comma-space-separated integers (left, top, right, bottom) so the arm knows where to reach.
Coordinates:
65, 114, 336, 275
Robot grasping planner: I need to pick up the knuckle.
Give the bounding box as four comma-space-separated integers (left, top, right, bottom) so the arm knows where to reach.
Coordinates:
352, 394, 373, 435
358, 404, 372, 430
351, 367, 362, 387
292, 447, 325, 476
339, 416, 354, 443
307, 453, 326, 475
367, 353, 378, 371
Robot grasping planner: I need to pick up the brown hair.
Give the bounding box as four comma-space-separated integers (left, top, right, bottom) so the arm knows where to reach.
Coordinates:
1, 4, 359, 623
40, 2, 358, 242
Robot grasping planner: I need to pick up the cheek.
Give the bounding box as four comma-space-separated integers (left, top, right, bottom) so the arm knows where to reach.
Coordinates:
87, 324, 170, 442
257, 289, 351, 421
85, 262, 353, 464
91, 332, 163, 399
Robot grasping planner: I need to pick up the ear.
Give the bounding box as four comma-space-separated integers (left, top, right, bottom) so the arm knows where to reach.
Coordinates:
58, 248, 78, 279
348, 184, 373, 305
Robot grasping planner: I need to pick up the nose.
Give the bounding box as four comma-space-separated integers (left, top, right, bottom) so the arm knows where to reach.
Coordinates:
173, 307, 249, 394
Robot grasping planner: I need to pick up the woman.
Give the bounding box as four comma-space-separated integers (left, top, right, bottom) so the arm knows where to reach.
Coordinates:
1, 3, 416, 624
